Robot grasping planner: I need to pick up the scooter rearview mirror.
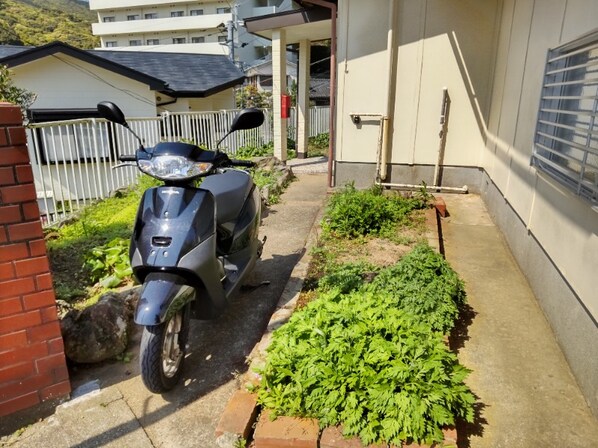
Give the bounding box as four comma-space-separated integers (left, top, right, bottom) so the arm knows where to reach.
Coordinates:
97, 101, 128, 127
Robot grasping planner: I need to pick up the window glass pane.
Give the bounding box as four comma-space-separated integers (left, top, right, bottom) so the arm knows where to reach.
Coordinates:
127, 15, 139, 20
103, 16, 115, 22
217, 7, 231, 13
171, 11, 184, 17
129, 40, 142, 46
191, 37, 205, 43
105, 41, 118, 47
146, 39, 160, 45
190, 9, 204, 16
145, 13, 158, 19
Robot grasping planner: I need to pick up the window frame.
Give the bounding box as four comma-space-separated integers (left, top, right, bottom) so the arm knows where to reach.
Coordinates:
127, 14, 140, 21
172, 37, 187, 44
532, 28, 598, 205
170, 10, 185, 17
144, 12, 158, 19
190, 9, 204, 16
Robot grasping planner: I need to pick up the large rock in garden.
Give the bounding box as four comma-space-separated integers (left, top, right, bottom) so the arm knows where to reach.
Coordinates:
60, 288, 139, 364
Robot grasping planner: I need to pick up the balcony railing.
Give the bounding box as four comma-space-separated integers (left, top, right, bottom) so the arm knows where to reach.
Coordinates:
92, 13, 232, 36
90, 0, 211, 11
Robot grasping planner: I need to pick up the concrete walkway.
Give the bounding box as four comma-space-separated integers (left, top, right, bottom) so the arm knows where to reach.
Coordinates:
1, 172, 329, 448
441, 194, 598, 447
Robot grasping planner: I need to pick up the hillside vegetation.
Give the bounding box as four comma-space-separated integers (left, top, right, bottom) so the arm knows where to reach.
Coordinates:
0, 0, 98, 49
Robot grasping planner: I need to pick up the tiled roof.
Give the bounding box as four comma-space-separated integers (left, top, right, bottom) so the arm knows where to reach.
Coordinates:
0, 42, 245, 97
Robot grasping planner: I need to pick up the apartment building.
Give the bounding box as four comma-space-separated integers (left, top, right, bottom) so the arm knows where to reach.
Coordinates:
89, 0, 294, 65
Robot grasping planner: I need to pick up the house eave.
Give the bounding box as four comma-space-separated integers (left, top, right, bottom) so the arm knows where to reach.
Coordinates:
0, 41, 167, 91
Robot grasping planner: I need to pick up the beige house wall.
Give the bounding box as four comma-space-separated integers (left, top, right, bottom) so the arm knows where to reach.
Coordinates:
483, 0, 598, 321
335, 0, 598, 412
336, 0, 500, 168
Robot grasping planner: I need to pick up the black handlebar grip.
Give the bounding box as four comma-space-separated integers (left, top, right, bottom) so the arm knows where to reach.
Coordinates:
230, 159, 255, 168
119, 154, 136, 162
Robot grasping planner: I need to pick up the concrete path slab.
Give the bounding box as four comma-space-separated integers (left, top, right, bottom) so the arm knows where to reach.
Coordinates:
441, 194, 598, 447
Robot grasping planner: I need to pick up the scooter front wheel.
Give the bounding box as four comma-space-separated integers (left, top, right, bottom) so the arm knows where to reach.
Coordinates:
139, 306, 189, 393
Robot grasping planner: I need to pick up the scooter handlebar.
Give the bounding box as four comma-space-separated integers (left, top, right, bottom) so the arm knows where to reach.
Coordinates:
118, 154, 137, 162
119, 154, 137, 162
229, 159, 255, 168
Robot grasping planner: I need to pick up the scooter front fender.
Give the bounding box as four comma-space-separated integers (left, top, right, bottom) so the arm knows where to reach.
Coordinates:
135, 273, 194, 326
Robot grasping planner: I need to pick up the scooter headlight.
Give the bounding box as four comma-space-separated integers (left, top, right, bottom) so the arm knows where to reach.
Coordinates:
138, 155, 213, 181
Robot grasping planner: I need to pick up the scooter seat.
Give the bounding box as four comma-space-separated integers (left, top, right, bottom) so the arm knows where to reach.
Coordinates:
200, 170, 253, 225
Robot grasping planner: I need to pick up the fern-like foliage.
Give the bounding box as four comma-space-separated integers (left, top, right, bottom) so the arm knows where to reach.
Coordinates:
257, 244, 473, 446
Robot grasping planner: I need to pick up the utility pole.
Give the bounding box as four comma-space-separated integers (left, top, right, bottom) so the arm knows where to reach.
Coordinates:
226, 20, 235, 62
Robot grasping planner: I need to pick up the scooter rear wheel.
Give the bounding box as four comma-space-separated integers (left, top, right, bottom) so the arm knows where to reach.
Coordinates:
139, 306, 189, 393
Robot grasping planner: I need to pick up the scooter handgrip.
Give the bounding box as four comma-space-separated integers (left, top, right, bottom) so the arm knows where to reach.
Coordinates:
230, 159, 255, 168
119, 154, 137, 162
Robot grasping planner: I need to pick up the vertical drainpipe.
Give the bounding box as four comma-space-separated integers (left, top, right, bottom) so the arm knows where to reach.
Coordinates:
305, 0, 337, 187
381, 0, 399, 181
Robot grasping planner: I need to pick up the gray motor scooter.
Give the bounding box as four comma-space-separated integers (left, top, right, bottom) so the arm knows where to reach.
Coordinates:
97, 102, 266, 393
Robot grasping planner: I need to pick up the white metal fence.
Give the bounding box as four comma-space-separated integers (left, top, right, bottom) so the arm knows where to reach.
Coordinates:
26, 106, 329, 226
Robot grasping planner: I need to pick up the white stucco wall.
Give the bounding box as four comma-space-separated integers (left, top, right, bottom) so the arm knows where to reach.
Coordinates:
483, 0, 598, 320
335, 0, 500, 167
10, 53, 157, 117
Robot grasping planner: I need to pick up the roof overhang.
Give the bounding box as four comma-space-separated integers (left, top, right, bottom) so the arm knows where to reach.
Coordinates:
1, 42, 166, 90
244, 7, 331, 44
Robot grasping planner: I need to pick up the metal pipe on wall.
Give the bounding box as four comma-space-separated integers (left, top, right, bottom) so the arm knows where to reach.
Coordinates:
380, 0, 399, 181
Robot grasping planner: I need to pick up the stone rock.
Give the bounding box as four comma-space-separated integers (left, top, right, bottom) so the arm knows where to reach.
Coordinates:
60, 288, 140, 364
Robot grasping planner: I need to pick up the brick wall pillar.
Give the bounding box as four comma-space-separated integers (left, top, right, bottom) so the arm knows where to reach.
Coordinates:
0, 103, 70, 421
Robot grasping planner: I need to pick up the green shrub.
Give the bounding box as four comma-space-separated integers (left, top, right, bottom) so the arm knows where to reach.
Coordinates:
368, 244, 466, 333
318, 262, 377, 294
234, 141, 296, 160
322, 184, 426, 239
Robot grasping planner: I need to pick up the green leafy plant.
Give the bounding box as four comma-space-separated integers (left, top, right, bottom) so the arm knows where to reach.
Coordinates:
234, 141, 296, 160
257, 248, 474, 445
307, 132, 330, 157
0, 65, 36, 112
322, 183, 427, 239
84, 237, 132, 288
318, 261, 377, 294
367, 244, 466, 333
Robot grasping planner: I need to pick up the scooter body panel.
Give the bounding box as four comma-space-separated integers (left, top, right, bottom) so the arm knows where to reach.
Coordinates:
129, 173, 262, 324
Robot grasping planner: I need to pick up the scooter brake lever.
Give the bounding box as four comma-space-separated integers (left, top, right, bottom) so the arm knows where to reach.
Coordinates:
111, 162, 137, 170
